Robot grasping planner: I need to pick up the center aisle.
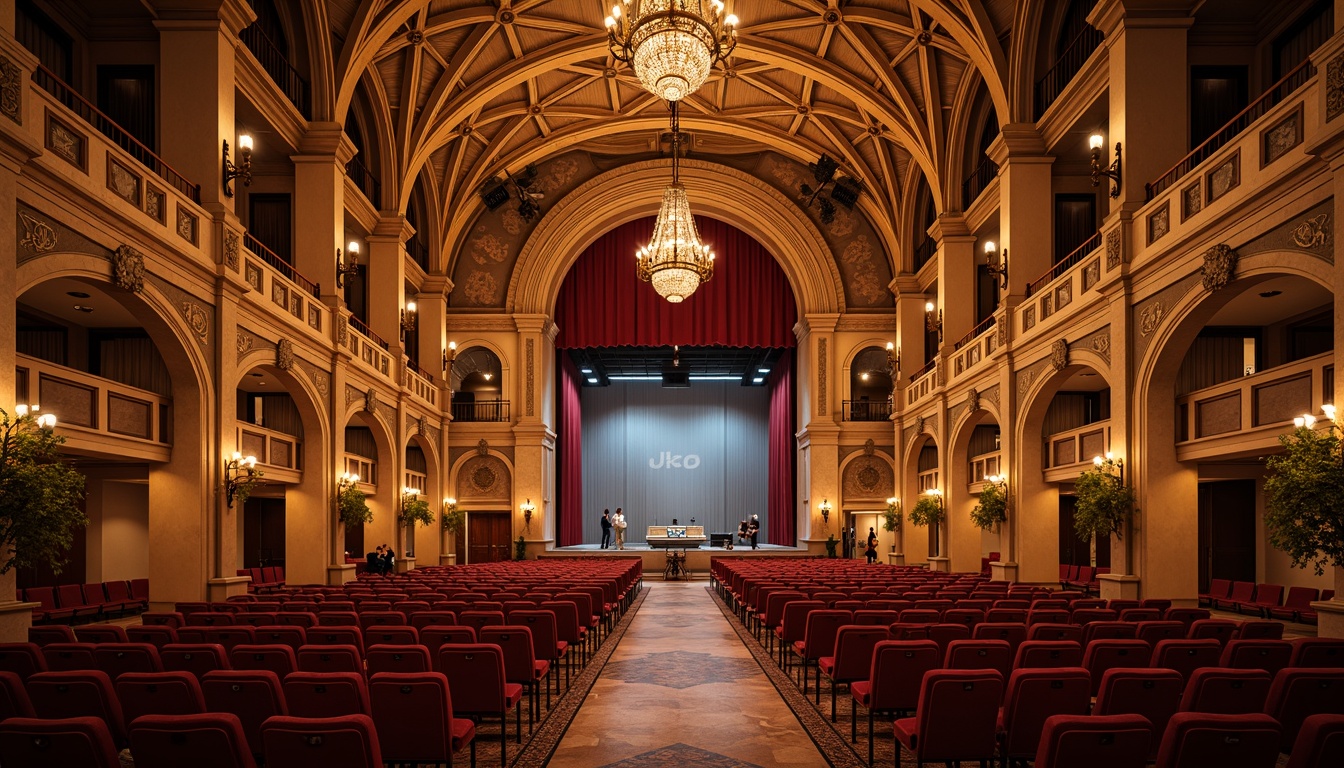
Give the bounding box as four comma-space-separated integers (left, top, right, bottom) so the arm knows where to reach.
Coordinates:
547, 581, 828, 767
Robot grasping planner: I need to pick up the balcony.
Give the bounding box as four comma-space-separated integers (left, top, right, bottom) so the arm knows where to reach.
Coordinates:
345, 154, 381, 209
238, 23, 311, 118
953, 316, 998, 379
1176, 353, 1333, 461
451, 400, 511, 423
905, 359, 938, 407
345, 313, 392, 379
968, 451, 1002, 490
843, 399, 893, 422
236, 423, 302, 483
1020, 233, 1104, 339
961, 157, 999, 207
1035, 24, 1104, 120
406, 360, 439, 407
240, 234, 327, 339
1042, 420, 1111, 482
15, 354, 171, 462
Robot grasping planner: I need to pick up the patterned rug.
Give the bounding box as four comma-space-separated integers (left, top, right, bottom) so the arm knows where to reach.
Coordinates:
595, 743, 768, 768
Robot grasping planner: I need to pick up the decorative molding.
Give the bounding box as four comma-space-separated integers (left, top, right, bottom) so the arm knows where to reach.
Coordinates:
0, 56, 22, 124
19, 212, 56, 253
1262, 106, 1303, 166
456, 455, 511, 501
1291, 214, 1330, 249
177, 300, 208, 342
477, 438, 490, 457
967, 387, 979, 412
525, 338, 536, 416
144, 185, 165, 224
984, 384, 1000, 407
176, 205, 197, 244
1139, 302, 1165, 337
276, 339, 295, 370
1181, 182, 1202, 221
914, 415, 925, 434
1050, 339, 1069, 372
224, 229, 240, 270
337, 315, 349, 346
1206, 152, 1240, 203
417, 415, 428, 436
1328, 52, 1344, 122
818, 337, 828, 415
1147, 204, 1170, 245
863, 438, 875, 456
235, 329, 255, 360
996, 322, 1007, 348
842, 454, 894, 501
1105, 228, 1122, 269
1090, 330, 1112, 366
1200, 244, 1239, 292
308, 366, 330, 398
112, 245, 146, 293
45, 114, 84, 170
345, 384, 363, 407
1239, 199, 1332, 262
364, 387, 379, 416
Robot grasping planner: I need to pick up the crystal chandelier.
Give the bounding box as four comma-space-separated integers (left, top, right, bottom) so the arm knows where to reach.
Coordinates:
605, 1, 739, 102
636, 102, 715, 303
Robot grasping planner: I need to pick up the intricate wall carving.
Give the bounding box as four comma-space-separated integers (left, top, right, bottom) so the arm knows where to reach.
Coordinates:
276, 339, 295, 370
177, 300, 208, 342
525, 339, 535, 416
0, 56, 21, 124
224, 229, 240, 270
1105, 228, 1122, 269
818, 337, 828, 415
842, 453, 895, 501
17, 204, 108, 265
1200, 244, 1239, 292
456, 455, 511, 501
345, 384, 363, 408
112, 245, 146, 293
1328, 53, 1344, 122
1132, 272, 1201, 361
364, 387, 379, 416
19, 212, 56, 253
236, 329, 255, 360
1050, 339, 1069, 372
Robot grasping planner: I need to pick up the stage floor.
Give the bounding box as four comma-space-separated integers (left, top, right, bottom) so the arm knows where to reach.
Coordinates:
554, 543, 798, 552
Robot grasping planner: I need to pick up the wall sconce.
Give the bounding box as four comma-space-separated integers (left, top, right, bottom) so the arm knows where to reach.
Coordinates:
1089, 134, 1122, 198
818, 499, 832, 525
337, 471, 360, 494
1092, 452, 1124, 483
984, 241, 1008, 290
443, 341, 457, 373
222, 134, 253, 198
336, 242, 360, 289
224, 451, 259, 508
1295, 404, 1336, 428
885, 342, 900, 381
400, 302, 418, 335
520, 498, 536, 530
401, 486, 421, 507
14, 403, 57, 429
925, 301, 943, 342
984, 473, 1007, 490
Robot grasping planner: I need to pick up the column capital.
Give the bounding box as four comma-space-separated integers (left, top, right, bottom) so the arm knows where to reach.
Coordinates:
801, 313, 840, 334
420, 276, 453, 295
295, 123, 358, 166
927, 213, 973, 243
1088, 0, 1196, 38
512, 313, 551, 334
889, 276, 924, 299
986, 125, 1052, 167
151, 0, 256, 36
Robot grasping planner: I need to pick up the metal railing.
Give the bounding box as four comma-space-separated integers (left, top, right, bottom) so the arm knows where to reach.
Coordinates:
348, 314, 390, 351
961, 157, 999, 206
408, 238, 430, 268
451, 400, 511, 422
33, 66, 201, 203
243, 233, 320, 298
1147, 59, 1315, 199
1035, 25, 1104, 119
842, 399, 893, 422
913, 237, 937, 271
345, 154, 381, 208
953, 315, 996, 351
239, 23, 311, 118
909, 358, 937, 382
1026, 231, 1101, 297
406, 359, 436, 382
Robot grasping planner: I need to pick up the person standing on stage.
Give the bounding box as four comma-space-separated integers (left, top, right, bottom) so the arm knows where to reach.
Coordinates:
737, 519, 749, 544
600, 509, 612, 549
612, 508, 627, 550
747, 515, 760, 550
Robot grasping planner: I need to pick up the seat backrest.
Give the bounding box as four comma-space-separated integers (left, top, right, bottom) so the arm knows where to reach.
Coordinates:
363, 626, 419, 647
307, 626, 363, 653
186, 612, 237, 627
897, 608, 942, 625
829, 626, 888, 681
999, 667, 1092, 759
74, 625, 128, 644
26, 670, 127, 746
1284, 713, 1344, 768
866, 640, 941, 712
409, 611, 458, 630
1283, 586, 1320, 611
1136, 621, 1186, 646
1290, 638, 1344, 668
128, 712, 256, 768
1179, 667, 1271, 715
1207, 578, 1232, 598
1070, 608, 1118, 626
0, 716, 121, 768
1083, 621, 1137, 644
1252, 583, 1283, 607
1165, 608, 1211, 629
283, 671, 371, 718
296, 644, 363, 674
854, 609, 900, 626
985, 608, 1028, 623
28, 625, 77, 646
261, 714, 382, 768
1034, 713, 1153, 768
1014, 640, 1083, 670
126, 626, 179, 648
1264, 668, 1344, 752
114, 671, 205, 723
368, 672, 456, 763
57, 584, 90, 611
250, 626, 307, 650
1083, 639, 1153, 696
479, 626, 539, 685
912, 670, 1004, 760
507, 610, 561, 660
940, 608, 984, 628
1151, 639, 1223, 682
0, 642, 48, 679
799, 610, 851, 660
1093, 667, 1184, 756
228, 644, 297, 679
41, 642, 99, 672
437, 643, 509, 715
1226, 581, 1256, 602
925, 623, 971, 655
1236, 621, 1284, 640
0, 670, 36, 720
972, 622, 1026, 656
1155, 712, 1281, 768
365, 644, 432, 675
1028, 623, 1083, 643
160, 643, 230, 679
943, 639, 1012, 680
94, 642, 164, 678
1220, 639, 1293, 677
141, 612, 185, 628
201, 670, 286, 759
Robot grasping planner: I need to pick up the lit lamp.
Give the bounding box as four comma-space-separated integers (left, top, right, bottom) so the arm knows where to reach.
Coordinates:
925, 301, 943, 342
635, 101, 716, 303
224, 451, 259, 508
401, 486, 421, 509
15, 403, 57, 429
984, 473, 1007, 490
885, 342, 900, 381
1089, 133, 1122, 198
222, 133, 253, 197
520, 499, 536, 530
984, 241, 1008, 290
1092, 452, 1124, 483
443, 341, 457, 373
400, 301, 418, 335
819, 499, 832, 525
336, 242, 360, 288
605, 0, 739, 103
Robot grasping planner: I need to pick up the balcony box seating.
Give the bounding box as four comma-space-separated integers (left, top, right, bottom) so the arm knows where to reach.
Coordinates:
24, 587, 73, 624
1212, 581, 1256, 612
56, 584, 101, 623
1268, 587, 1320, 623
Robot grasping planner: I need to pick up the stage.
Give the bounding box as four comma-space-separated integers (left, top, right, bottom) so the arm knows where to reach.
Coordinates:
541, 543, 811, 578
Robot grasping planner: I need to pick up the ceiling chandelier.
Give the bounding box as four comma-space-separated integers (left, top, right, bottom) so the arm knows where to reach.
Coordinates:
636, 102, 715, 303
605, 0, 739, 102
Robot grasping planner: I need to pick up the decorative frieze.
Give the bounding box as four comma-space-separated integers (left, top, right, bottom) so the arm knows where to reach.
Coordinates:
525, 339, 535, 416
0, 56, 22, 124
224, 229, 240, 270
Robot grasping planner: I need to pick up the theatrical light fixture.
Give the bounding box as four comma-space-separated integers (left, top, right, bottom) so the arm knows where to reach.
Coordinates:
443, 341, 457, 373
336, 242, 360, 288
1092, 452, 1125, 483
925, 301, 943, 341
605, 0, 739, 102
799, 154, 863, 225
984, 241, 1008, 291
636, 102, 715, 303
400, 301, 418, 335
15, 403, 57, 429
224, 451, 259, 508
819, 499, 832, 525
481, 165, 545, 221
520, 498, 536, 530
1090, 133, 1122, 198
886, 342, 900, 380
222, 134, 253, 198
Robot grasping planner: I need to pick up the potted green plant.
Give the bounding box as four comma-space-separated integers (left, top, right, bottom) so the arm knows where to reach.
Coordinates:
0, 407, 87, 575
514, 535, 527, 561
338, 483, 373, 529
399, 495, 433, 528
1264, 414, 1344, 575
1073, 456, 1135, 541
908, 493, 944, 528
970, 477, 1008, 531
882, 497, 902, 531
824, 534, 839, 558
441, 499, 464, 535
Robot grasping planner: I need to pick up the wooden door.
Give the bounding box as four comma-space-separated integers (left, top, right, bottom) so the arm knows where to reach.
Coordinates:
467, 512, 512, 564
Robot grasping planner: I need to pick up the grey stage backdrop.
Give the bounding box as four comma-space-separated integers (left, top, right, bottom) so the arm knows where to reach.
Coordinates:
581, 381, 769, 545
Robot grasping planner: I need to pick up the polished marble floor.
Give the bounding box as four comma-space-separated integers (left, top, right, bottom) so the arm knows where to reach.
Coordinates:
548, 581, 827, 768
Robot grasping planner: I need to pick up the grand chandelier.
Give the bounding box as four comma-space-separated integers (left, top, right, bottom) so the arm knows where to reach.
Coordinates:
636, 102, 715, 303
605, 1, 739, 102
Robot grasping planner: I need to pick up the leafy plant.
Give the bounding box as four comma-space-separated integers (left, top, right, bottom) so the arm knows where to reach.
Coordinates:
514, 535, 527, 561
338, 484, 373, 529
882, 499, 902, 532
400, 496, 433, 528
230, 468, 265, 507
1264, 422, 1344, 575
970, 481, 1008, 531
908, 495, 944, 528
0, 408, 88, 575
1073, 459, 1135, 541
824, 534, 838, 558
441, 501, 464, 533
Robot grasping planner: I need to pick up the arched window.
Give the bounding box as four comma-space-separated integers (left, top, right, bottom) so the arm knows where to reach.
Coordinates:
846, 346, 893, 421
450, 347, 506, 422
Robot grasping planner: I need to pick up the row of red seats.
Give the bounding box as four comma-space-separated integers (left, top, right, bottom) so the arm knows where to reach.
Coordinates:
1058, 563, 1112, 593
233, 566, 285, 593
22, 580, 148, 625
1201, 580, 1335, 623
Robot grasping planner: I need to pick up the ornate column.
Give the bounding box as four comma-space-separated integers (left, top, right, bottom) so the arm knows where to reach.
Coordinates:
932, 214, 978, 353
797, 314, 839, 552
366, 215, 412, 360
512, 314, 555, 556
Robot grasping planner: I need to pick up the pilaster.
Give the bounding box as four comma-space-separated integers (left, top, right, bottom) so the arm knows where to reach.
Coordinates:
292, 125, 356, 303
986, 125, 1054, 298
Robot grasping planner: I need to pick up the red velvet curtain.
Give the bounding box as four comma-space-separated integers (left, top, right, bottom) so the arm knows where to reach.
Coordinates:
557, 355, 584, 547
767, 350, 796, 546
554, 217, 797, 349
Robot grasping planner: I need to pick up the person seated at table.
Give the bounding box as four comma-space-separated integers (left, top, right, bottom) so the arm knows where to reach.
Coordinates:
366, 545, 384, 574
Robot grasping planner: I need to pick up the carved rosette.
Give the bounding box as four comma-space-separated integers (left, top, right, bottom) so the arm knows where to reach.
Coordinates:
1050, 339, 1069, 372
1200, 244, 1239, 292
276, 339, 295, 370
112, 245, 146, 293
863, 438, 875, 456
842, 455, 894, 500
364, 387, 379, 416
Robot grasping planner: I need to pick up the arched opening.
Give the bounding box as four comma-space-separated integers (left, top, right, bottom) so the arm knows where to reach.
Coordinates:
403, 434, 442, 565
949, 410, 1004, 574
342, 414, 395, 565
846, 346, 894, 422
234, 365, 306, 574
449, 346, 505, 422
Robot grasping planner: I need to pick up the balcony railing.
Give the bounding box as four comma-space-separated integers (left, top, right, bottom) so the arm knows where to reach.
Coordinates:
961, 157, 999, 206
408, 238, 430, 269
1035, 24, 1104, 119
1043, 420, 1111, 474
32, 66, 201, 203
1176, 352, 1333, 451
1147, 59, 1314, 199
451, 400, 511, 423
243, 233, 320, 298
954, 315, 996, 351
237, 423, 301, 471
1026, 231, 1101, 298
968, 451, 1002, 486
842, 399, 893, 422
348, 314, 390, 352
16, 354, 171, 459
345, 154, 381, 208
913, 237, 937, 271
239, 23, 311, 118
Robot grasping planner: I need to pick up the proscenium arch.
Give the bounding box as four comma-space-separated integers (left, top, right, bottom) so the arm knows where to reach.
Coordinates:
507, 158, 845, 317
